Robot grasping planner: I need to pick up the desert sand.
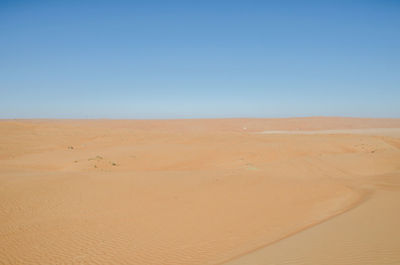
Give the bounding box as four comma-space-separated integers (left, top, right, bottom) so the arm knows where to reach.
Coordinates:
0, 117, 399, 265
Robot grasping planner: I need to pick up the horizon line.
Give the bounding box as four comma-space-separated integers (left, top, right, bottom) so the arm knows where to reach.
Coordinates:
1, 116, 400, 121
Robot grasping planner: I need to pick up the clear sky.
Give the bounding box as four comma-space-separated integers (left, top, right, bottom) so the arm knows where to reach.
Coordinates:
1, 0, 399, 118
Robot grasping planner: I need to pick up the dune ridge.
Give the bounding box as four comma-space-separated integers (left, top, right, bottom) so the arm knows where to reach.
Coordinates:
222, 176, 400, 265
217, 189, 372, 265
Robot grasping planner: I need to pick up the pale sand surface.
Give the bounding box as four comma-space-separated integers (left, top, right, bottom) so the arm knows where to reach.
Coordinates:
0, 117, 400, 265
260, 128, 400, 138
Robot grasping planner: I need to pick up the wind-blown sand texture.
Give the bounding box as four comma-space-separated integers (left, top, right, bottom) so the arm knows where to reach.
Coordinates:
0, 117, 400, 265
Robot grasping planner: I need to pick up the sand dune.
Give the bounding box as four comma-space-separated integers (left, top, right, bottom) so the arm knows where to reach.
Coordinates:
222, 176, 400, 265
0, 117, 399, 265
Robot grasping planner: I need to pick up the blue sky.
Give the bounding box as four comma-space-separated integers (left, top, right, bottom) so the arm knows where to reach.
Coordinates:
1, 0, 399, 118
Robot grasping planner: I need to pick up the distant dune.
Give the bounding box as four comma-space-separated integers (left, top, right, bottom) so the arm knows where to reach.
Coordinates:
0, 117, 399, 265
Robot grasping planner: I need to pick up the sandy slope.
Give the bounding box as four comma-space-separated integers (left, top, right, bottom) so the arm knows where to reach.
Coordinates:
0, 117, 399, 265
222, 174, 400, 265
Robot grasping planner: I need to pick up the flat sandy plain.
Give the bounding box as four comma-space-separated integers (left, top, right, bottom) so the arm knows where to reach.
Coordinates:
1, 117, 400, 265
